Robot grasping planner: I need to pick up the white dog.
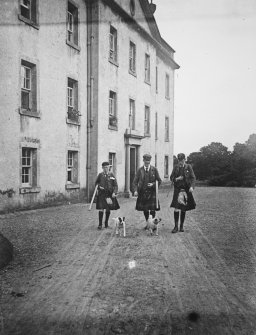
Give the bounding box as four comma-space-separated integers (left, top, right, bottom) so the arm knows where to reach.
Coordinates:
113, 217, 126, 237
146, 215, 162, 236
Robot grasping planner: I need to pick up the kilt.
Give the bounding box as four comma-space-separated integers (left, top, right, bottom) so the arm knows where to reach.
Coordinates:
96, 190, 120, 211
135, 188, 160, 211
170, 187, 196, 211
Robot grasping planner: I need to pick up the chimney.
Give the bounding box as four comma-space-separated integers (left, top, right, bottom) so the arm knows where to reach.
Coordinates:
149, 0, 156, 14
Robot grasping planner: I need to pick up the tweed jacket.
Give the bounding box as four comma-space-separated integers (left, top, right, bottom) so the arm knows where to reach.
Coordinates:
170, 163, 196, 189
95, 172, 118, 195
132, 165, 162, 194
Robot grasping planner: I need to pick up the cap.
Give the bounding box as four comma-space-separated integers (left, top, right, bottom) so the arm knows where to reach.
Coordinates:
102, 161, 110, 167
143, 153, 152, 161
177, 153, 186, 161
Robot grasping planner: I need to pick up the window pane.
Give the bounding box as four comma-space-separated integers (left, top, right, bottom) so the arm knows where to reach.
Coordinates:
21, 90, 30, 109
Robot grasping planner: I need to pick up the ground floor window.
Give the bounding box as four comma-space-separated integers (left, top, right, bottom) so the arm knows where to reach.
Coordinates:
164, 155, 169, 177
67, 150, 79, 184
21, 147, 37, 187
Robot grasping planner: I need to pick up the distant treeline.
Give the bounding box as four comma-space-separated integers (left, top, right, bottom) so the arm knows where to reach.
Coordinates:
179, 134, 256, 187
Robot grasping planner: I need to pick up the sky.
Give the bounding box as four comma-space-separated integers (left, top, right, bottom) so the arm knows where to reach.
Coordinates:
154, 0, 256, 156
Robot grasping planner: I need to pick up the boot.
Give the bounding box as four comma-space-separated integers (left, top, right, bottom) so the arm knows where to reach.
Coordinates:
172, 211, 179, 233
105, 211, 111, 228
98, 211, 103, 230
180, 211, 186, 232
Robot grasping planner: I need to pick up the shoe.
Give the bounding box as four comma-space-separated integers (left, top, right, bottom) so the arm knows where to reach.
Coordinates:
144, 225, 148, 230
172, 227, 178, 233
105, 225, 111, 229
179, 228, 184, 232
97, 226, 102, 230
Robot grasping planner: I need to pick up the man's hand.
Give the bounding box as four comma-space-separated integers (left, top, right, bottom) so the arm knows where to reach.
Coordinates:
112, 193, 116, 198
175, 176, 183, 181
134, 191, 138, 197
147, 183, 153, 187
189, 187, 194, 193
99, 186, 104, 190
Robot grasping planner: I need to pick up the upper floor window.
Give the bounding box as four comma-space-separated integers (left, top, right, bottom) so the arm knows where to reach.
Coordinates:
129, 99, 135, 130
20, 60, 38, 117
155, 112, 158, 140
165, 116, 169, 141
165, 73, 170, 99
144, 105, 150, 136
129, 41, 136, 74
67, 78, 80, 124
145, 54, 150, 84
109, 152, 116, 175
109, 90, 117, 129
19, 0, 38, 27
156, 66, 158, 93
109, 25, 118, 64
67, 1, 79, 48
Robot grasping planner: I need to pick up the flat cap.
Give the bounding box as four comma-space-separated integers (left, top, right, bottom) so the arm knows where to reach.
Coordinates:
102, 161, 110, 167
143, 153, 152, 160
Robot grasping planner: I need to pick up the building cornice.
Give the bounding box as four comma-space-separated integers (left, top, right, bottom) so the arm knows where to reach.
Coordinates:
101, 0, 180, 69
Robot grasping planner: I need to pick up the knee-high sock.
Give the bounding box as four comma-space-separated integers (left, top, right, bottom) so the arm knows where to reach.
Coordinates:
180, 211, 186, 227
99, 211, 103, 226
174, 211, 179, 227
150, 210, 156, 218
144, 211, 149, 221
105, 211, 110, 226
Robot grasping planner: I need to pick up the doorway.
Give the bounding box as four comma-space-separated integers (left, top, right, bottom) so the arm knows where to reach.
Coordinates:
130, 146, 137, 193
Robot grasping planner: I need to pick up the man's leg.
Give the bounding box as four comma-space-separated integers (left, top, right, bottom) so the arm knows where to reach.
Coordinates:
143, 211, 149, 229
180, 211, 186, 232
172, 210, 179, 233
150, 210, 156, 218
98, 211, 103, 230
105, 210, 111, 228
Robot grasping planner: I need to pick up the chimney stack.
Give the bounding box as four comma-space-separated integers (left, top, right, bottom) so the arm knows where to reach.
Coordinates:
149, 0, 156, 14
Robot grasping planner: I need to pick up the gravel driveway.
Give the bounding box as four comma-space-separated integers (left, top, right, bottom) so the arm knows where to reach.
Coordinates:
0, 187, 256, 334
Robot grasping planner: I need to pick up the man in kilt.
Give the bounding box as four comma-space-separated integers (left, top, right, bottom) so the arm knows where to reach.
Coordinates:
133, 154, 162, 227
170, 153, 196, 233
95, 161, 120, 230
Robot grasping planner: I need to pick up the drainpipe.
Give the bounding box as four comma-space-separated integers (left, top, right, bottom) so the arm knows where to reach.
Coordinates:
86, 0, 94, 202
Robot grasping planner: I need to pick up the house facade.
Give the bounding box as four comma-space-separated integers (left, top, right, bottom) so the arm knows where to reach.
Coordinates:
0, 0, 179, 212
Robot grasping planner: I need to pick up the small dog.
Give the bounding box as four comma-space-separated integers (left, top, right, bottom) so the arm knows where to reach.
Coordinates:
113, 217, 126, 237
146, 215, 162, 236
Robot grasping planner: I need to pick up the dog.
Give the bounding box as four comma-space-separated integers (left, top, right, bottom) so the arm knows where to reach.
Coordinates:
113, 217, 126, 237
146, 215, 162, 236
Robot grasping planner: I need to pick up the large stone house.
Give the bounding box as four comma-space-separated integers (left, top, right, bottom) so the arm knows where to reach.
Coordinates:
0, 0, 179, 212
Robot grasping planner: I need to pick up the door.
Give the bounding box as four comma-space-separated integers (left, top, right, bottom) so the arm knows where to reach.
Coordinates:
130, 147, 136, 193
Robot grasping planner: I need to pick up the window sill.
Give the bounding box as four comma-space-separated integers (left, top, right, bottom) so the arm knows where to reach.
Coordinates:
165, 139, 170, 142
144, 133, 151, 137
144, 80, 151, 86
108, 124, 118, 131
66, 40, 81, 52
129, 69, 137, 77
20, 186, 41, 194
66, 118, 81, 126
109, 58, 119, 67
165, 96, 170, 100
66, 183, 80, 190
18, 14, 39, 30
19, 109, 41, 118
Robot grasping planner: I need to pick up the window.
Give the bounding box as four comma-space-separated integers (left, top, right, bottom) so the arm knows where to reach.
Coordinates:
165, 116, 169, 141
129, 41, 136, 74
67, 151, 79, 186
67, 1, 79, 47
20, 60, 38, 116
67, 78, 79, 123
155, 112, 158, 140
156, 66, 158, 93
165, 73, 170, 99
109, 152, 116, 175
129, 99, 135, 130
164, 155, 169, 177
19, 0, 38, 26
144, 105, 150, 136
145, 54, 150, 83
109, 25, 117, 63
109, 90, 117, 128
21, 147, 37, 187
